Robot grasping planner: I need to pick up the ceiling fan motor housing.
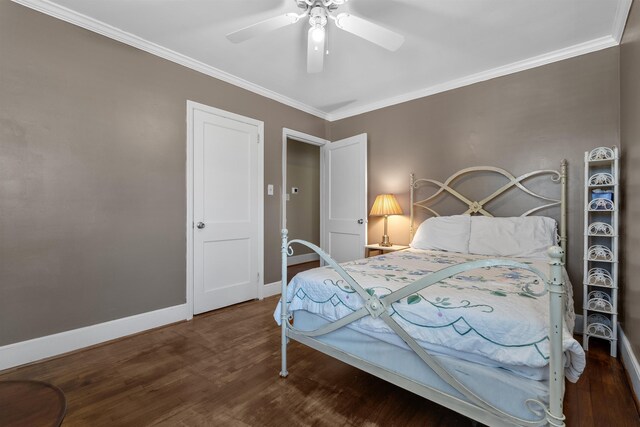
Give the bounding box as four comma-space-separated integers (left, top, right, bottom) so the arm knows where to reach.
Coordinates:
309, 6, 328, 28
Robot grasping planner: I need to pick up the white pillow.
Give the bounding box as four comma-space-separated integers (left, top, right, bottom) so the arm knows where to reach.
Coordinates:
468, 216, 557, 259
410, 215, 471, 253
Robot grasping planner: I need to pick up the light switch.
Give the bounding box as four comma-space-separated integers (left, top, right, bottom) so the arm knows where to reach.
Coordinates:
291, 187, 299, 194
267, 184, 274, 195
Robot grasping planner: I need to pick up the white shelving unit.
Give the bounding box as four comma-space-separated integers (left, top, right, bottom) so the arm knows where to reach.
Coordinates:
583, 146, 619, 357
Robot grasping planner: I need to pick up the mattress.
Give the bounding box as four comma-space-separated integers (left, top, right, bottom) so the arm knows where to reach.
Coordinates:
275, 248, 585, 382
293, 310, 549, 422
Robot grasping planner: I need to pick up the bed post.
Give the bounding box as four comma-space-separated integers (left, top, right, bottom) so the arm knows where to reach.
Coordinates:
280, 228, 289, 378
410, 173, 415, 241
547, 246, 566, 427
560, 159, 567, 265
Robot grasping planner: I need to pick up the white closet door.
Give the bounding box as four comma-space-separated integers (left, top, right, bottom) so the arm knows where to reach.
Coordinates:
192, 106, 262, 314
323, 134, 367, 262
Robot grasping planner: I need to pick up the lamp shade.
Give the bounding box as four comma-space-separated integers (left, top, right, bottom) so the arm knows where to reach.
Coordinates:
370, 194, 403, 216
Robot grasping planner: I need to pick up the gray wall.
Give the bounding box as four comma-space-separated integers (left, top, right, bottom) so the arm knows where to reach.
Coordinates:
0, 0, 626, 347
328, 48, 621, 311
286, 139, 320, 256
621, 1, 640, 359
0, 1, 325, 345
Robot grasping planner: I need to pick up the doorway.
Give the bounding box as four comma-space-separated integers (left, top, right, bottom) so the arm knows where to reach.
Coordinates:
280, 129, 368, 282
286, 138, 321, 271
281, 129, 327, 275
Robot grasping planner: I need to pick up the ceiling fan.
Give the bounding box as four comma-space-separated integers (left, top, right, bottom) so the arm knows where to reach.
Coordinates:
226, 0, 405, 73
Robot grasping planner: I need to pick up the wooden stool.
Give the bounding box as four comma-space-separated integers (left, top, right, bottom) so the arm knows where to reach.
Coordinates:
0, 380, 66, 427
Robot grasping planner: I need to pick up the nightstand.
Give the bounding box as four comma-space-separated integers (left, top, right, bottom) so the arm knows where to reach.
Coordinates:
365, 244, 409, 257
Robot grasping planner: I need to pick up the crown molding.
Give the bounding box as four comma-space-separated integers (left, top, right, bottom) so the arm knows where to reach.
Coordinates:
612, 0, 633, 43
11, 0, 330, 120
326, 36, 619, 121
12, 0, 630, 123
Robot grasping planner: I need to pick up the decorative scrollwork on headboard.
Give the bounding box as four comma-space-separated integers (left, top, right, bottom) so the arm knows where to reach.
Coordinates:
410, 160, 567, 261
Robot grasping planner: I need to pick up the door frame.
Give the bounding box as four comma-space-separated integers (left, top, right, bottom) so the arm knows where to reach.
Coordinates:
281, 128, 329, 254
186, 100, 264, 319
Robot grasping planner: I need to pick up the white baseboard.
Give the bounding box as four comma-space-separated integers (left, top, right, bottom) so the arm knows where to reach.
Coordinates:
619, 326, 640, 404
266, 254, 319, 298
576, 314, 640, 403
287, 253, 319, 266
263, 281, 282, 298
0, 303, 189, 372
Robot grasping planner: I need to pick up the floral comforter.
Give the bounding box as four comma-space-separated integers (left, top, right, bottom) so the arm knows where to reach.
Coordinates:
275, 248, 585, 382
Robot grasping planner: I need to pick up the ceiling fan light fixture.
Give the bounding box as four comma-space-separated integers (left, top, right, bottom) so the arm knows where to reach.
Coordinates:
310, 25, 325, 43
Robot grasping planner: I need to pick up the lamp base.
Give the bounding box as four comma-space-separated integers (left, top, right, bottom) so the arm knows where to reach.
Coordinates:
379, 235, 392, 247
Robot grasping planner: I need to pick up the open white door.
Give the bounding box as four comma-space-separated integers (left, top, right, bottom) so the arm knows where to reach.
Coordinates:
190, 103, 263, 315
323, 134, 367, 262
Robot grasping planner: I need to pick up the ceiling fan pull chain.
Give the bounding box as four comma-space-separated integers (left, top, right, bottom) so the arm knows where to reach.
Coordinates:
326, 25, 330, 55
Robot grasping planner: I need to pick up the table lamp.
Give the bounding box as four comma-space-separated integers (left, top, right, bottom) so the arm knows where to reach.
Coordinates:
370, 194, 403, 247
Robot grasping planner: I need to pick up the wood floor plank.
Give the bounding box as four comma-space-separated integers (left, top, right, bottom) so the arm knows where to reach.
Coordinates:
0, 297, 638, 426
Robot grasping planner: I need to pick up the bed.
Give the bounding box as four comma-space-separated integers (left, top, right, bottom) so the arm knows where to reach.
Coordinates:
275, 161, 584, 427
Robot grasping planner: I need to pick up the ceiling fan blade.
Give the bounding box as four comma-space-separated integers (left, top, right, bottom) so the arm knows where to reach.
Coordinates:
334, 13, 404, 51
226, 13, 302, 43
307, 27, 325, 73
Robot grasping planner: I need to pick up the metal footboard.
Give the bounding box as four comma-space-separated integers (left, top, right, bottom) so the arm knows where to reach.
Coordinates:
279, 229, 566, 427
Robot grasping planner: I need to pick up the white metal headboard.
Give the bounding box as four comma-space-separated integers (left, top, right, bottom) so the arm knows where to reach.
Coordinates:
410, 160, 567, 262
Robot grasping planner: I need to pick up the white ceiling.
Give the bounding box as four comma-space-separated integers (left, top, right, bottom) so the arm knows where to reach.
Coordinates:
15, 0, 631, 120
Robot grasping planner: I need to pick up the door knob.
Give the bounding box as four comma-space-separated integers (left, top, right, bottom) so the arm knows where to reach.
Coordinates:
196, 222, 206, 229
357, 219, 364, 224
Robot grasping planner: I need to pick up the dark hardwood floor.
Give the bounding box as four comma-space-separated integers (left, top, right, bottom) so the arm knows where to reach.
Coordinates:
1, 296, 638, 426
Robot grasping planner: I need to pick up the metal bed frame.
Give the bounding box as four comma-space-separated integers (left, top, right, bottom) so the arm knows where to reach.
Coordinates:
279, 161, 568, 427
